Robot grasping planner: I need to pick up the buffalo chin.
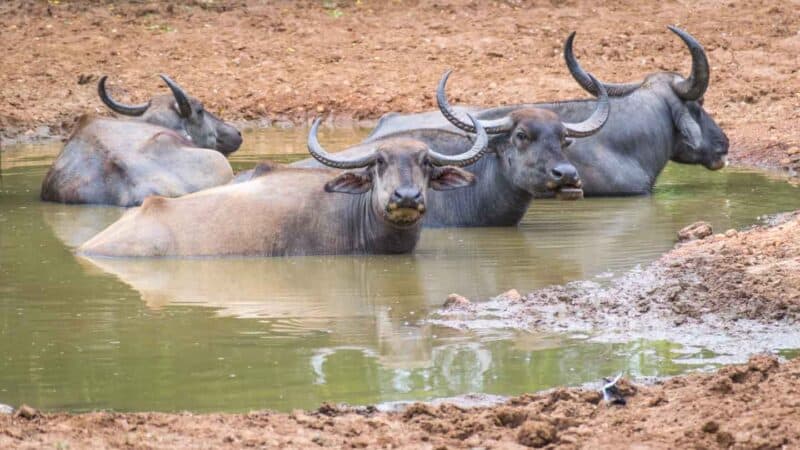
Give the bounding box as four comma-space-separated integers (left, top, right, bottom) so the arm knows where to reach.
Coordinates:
706, 155, 728, 171
385, 208, 423, 226
555, 187, 585, 201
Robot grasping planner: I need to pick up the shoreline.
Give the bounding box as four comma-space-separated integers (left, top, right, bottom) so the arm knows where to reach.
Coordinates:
1, 354, 797, 449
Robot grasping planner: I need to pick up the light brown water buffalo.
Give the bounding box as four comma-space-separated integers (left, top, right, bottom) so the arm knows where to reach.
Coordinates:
78, 116, 489, 257
98, 74, 242, 154
40, 116, 234, 207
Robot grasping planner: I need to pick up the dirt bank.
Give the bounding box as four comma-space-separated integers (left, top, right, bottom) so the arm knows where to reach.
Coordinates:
1, 0, 799, 175
433, 212, 800, 359
1, 354, 798, 449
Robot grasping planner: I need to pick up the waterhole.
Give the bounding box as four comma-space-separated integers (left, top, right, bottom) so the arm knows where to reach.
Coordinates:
1, 127, 798, 412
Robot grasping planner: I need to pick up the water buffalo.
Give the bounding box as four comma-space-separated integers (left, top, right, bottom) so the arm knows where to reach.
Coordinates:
98, 74, 242, 154
77, 116, 488, 257
367, 26, 729, 196
41, 74, 243, 206
290, 71, 609, 226
41, 116, 235, 206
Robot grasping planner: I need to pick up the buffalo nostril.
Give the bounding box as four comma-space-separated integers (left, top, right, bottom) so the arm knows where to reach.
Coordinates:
551, 163, 580, 185
392, 187, 422, 208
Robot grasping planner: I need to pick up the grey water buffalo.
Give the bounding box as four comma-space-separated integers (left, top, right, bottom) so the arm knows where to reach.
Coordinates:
368, 26, 729, 196
290, 71, 609, 227
99, 74, 242, 154
41, 74, 243, 206
78, 116, 488, 257
41, 116, 235, 206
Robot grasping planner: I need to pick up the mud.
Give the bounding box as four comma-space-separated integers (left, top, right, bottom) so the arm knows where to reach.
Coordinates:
1, 0, 799, 178
432, 212, 800, 361
1, 354, 798, 449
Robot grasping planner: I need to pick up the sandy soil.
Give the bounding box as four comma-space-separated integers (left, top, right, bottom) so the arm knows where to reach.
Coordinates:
1, 354, 798, 449
1, 0, 799, 177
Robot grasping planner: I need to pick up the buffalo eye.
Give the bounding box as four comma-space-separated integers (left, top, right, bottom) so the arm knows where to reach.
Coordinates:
375, 156, 387, 168
515, 130, 527, 141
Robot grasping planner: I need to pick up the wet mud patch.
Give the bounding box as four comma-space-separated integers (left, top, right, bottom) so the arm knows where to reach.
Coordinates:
431, 212, 800, 361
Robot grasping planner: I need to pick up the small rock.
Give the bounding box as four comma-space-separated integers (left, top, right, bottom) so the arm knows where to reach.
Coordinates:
517, 420, 557, 448
787, 147, 800, 155
14, 404, 39, 420
0, 403, 14, 415
780, 158, 792, 166
316, 105, 325, 113
77, 73, 95, 85
443, 293, 471, 308
496, 289, 522, 302
677, 221, 713, 241
702, 421, 720, 433
716, 431, 735, 447
724, 229, 737, 238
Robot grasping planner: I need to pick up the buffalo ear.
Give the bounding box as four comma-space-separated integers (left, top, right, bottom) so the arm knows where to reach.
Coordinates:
324, 169, 373, 194
430, 166, 476, 191
671, 103, 703, 149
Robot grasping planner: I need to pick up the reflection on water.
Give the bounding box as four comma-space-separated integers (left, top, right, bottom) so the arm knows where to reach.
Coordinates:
1, 128, 799, 412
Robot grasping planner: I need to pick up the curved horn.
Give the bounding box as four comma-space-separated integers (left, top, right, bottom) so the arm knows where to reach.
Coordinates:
564, 32, 642, 97
159, 74, 193, 118
97, 76, 150, 116
307, 118, 378, 169
563, 74, 610, 138
668, 26, 710, 101
436, 70, 514, 134
427, 113, 489, 167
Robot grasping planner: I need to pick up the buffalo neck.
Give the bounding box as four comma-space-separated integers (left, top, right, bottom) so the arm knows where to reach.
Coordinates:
424, 154, 533, 227
341, 191, 423, 254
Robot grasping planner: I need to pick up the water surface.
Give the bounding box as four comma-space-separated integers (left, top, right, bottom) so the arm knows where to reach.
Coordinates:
1, 127, 798, 412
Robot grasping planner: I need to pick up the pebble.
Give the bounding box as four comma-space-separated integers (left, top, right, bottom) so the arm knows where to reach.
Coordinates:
677, 221, 713, 241
0, 403, 14, 415
495, 289, 522, 302
725, 229, 738, 238
443, 293, 471, 308
14, 404, 38, 420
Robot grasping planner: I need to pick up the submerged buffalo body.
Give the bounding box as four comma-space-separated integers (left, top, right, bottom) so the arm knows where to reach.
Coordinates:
78, 117, 488, 257
288, 71, 609, 227
42, 75, 243, 206
368, 27, 729, 196
98, 75, 242, 154
41, 116, 234, 207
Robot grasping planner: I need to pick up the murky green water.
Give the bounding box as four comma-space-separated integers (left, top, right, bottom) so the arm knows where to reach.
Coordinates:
1, 128, 799, 412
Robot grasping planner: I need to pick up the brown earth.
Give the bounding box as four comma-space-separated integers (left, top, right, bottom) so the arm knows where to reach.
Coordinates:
1, 0, 799, 176
2, 354, 799, 449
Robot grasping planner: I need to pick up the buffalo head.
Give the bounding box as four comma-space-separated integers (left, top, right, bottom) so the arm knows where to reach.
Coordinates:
436, 70, 610, 197
307, 116, 488, 226
98, 74, 242, 155
565, 26, 728, 170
